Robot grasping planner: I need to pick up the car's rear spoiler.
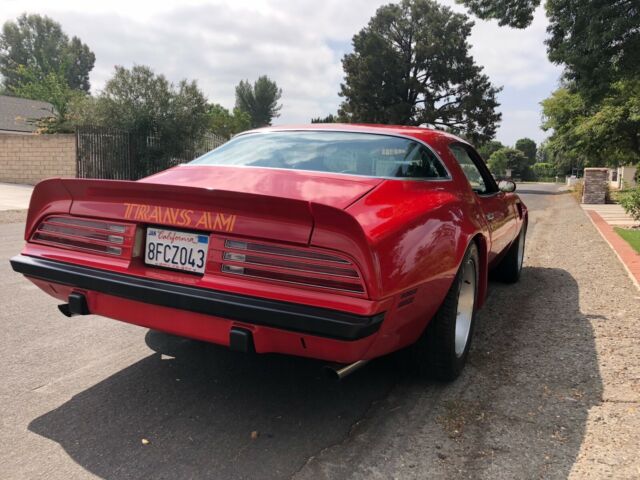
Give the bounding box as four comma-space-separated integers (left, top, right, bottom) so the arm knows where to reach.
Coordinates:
30, 178, 316, 244
24, 178, 381, 295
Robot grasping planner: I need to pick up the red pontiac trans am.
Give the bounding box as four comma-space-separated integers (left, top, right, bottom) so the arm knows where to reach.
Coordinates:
11, 124, 527, 380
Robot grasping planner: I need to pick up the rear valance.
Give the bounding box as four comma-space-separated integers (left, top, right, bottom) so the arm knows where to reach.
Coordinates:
11, 254, 384, 341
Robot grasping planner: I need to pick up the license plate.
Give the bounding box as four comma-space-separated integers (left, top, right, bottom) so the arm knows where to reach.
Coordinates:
145, 227, 209, 274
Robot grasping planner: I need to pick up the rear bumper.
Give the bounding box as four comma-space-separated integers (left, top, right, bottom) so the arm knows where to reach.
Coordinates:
10, 255, 384, 342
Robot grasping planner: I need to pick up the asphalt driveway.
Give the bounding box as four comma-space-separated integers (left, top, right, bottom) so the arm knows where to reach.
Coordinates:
1, 183, 638, 479
0, 183, 33, 211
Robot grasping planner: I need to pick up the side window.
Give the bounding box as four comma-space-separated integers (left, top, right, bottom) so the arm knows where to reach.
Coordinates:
449, 144, 496, 194
391, 144, 449, 179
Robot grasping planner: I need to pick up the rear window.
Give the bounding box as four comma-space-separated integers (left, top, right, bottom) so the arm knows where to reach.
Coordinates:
190, 131, 448, 179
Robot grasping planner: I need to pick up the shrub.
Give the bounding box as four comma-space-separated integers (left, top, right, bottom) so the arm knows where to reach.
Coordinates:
620, 187, 640, 222
532, 162, 556, 178
488, 147, 529, 178
570, 179, 584, 202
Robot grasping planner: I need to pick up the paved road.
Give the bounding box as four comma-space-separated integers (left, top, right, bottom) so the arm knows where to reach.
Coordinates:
0, 183, 33, 211
1, 183, 638, 479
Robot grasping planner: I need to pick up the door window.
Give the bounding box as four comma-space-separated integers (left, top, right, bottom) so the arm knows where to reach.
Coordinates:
449, 144, 497, 194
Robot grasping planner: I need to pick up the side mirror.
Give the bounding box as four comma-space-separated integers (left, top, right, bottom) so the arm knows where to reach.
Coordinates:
498, 180, 516, 193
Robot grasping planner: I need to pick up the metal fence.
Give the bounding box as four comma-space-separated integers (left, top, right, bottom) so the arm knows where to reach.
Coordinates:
76, 126, 227, 180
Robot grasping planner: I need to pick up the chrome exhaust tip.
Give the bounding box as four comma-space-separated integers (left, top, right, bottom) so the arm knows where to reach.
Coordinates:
324, 360, 369, 380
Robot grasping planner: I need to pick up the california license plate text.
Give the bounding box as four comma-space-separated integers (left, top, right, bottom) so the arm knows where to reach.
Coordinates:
145, 228, 209, 274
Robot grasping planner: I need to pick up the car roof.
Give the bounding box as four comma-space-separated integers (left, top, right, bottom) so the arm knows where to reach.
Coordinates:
240, 123, 468, 145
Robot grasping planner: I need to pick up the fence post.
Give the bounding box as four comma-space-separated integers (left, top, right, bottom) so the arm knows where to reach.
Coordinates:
75, 128, 81, 178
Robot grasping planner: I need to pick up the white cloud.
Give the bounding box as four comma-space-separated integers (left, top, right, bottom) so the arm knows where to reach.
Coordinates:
467, 7, 562, 90
1, 0, 561, 144
499, 109, 547, 144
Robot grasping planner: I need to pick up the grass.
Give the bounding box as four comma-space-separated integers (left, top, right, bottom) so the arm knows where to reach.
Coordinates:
615, 227, 640, 254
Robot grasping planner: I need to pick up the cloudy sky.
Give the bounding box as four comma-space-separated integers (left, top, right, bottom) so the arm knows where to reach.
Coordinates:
1, 0, 562, 145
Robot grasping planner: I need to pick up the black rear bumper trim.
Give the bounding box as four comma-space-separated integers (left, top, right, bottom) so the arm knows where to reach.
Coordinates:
10, 255, 384, 341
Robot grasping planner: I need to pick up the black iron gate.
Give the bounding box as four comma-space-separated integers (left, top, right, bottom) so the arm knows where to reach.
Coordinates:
76, 126, 132, 180
76, 126, 226, 180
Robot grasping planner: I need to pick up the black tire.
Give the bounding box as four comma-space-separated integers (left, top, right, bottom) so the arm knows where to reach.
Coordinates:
411, 242, 480, 381
493, 222, 527, 283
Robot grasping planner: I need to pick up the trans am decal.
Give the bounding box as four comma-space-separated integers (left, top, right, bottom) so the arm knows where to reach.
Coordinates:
123, 203, 236, 232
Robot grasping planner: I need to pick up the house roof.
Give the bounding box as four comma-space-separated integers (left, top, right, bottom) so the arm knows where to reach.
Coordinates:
0, 95, 54, 133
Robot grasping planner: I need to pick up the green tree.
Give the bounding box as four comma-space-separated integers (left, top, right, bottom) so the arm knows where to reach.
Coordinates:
574, 80, 640, 164
235, 76, 282, 128
10, 64, 84, 132
488, 147, 530, 178
536, 140, 550, 163
338, 0, 501, 144
487, 149, 508, 175
541, 80, 640, 169
64, 36, 95, 92
477, 140, 505, 160
207, 103, 251, 138
0, 13, 95, 92
311, 114, 340, 123
457, 1, 639, 100
515, 137, 537, 164
96, 65, 209, 159
455, 0, 540, 28
546, 0, 639, 100
540, 87, 590, 169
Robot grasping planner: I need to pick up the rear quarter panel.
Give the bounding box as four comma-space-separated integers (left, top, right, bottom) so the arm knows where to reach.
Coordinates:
347, 179, 486, 297
344, 177, 488, 355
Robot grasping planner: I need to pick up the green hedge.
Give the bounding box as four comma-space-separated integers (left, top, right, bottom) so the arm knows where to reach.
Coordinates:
620, 187, 640, 222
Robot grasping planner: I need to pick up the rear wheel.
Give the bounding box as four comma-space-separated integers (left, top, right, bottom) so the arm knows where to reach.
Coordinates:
493, 222, 527, 283
411, 242, 479, 381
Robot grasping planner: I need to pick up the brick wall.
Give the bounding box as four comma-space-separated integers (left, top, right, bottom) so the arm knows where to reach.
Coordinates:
0, 133, 76, 185
582, 168, 609, 204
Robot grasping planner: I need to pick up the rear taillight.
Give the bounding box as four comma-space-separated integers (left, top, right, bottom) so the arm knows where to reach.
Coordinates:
213, 239, 366, 295
31, 216, 136, 258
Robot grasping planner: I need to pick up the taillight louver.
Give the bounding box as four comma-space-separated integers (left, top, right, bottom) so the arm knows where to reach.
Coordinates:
219, 239, 365, 295
31, 216, 135, 257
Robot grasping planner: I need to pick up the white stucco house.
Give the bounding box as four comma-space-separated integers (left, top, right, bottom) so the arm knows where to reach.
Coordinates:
609, 165, 637, 190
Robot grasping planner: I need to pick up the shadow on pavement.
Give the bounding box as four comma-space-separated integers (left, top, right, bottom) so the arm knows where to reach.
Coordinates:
28, 332, 399, 480
28, 266, 602, 479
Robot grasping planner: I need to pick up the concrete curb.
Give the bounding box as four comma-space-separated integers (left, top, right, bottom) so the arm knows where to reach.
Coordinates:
584, 209, 640, 291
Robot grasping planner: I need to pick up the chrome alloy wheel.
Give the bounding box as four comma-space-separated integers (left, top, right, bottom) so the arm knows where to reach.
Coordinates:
454, 258, 476, 358
517, 228, 525, 272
